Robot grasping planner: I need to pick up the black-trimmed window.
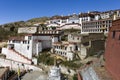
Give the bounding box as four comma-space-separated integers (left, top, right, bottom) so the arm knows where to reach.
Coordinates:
112, 31, 116, 39
118, 35, 120, 40
27, 46, 29, 50
28, 36, 31, 40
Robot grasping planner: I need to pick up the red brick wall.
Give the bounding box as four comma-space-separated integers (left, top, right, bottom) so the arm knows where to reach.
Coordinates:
105, 19, 120, 80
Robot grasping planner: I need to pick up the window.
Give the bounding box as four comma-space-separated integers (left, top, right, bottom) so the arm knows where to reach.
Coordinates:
23, 41, 27, 44
65, 53, 66, 55
27, 46, 29, 50
118, 35, 120, 40
73, 37, 74, 40
65, 47, 67, 50
72, 22, 75, 24
28, 41, 30, 44
75, 46, 78, 50
106, 29, 107, 31
61, 52, 62, 55
28, 36, 31, 40
112, 31, 116, 39
70, 47, 72, 51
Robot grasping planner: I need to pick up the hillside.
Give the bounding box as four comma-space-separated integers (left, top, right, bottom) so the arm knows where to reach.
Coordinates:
0, 17, 49, 41
27, 17, 49, 24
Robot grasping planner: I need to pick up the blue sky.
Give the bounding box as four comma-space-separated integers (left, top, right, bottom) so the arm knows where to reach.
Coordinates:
0, 0, 120, 24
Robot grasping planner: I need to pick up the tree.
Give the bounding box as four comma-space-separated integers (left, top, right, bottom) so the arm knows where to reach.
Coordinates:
73, 74, 78, 80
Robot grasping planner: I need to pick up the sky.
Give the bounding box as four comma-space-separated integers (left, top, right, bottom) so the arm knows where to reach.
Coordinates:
0, 0, 120, 25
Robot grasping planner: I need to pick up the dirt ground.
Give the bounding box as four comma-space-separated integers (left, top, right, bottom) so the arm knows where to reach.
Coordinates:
0, 42, 7, 48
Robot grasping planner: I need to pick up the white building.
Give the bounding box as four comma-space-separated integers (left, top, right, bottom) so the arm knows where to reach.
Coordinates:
58, 14, 81, 30
59, 23, 81, 30
46, 13, 95, 30
79, 13, 95, 24
52, 42, 76, 61
47, 23, 60, 30
46, 16, 68, 29
52, 32, 105, 60
18, 27, 37, 34
68, 34, 88, 60
116, 10, 120, 17
46, 9, 120, 31
2, 30, 63, 64
81, 19, 112, 34
52, 33, 82, 61
67, 14, 79, 24
52, 33, 90, 61
99, 9, 120, 20
100, 12, 112, 19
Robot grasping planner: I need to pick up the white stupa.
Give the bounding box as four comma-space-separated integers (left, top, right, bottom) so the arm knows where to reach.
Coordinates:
48, 66, 61, 80
48, 58, 61, 80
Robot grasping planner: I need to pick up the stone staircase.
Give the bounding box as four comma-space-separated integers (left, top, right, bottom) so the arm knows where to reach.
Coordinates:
6, 49, 32, 64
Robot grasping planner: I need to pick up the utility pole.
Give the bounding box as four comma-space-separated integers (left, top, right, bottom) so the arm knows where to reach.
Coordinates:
17, 64, 20, 80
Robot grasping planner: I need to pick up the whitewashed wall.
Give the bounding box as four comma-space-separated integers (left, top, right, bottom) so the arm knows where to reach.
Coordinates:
32, 36, 51, 41
31, 35, 57, 55
68, 34, 81, 43
36, 43, 42, 56
80, 44, 87, 59
67, 52, 74, 61
47, 24, 59, 27
60, 24, 81, 30
53, 43, 76, 61
18, 27, 37, 34
52, 37, 58, 43
2, 48, 31, 64
68, 19, 79, 23
42, 40, 52, 49
8, 39, 32, 59
67, 44, 76, 52
0, 58, 42, 71
14, 43, 32, 59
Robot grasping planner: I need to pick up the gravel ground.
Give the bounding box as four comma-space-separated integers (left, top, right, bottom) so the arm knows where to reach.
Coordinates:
21, 71, 48, 80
